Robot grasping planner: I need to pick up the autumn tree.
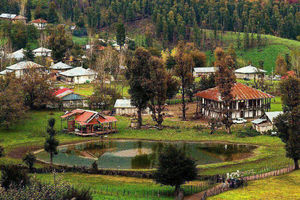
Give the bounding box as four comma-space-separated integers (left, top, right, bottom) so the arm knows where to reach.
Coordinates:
126, 48, 151, 128
275, 55, 287, 76
21, 68, 57, 110
146, 56, 178, 128
48, 25, 73, 62
215, 47, 236, 133
0, 74, 26, 128
174, 42, 195, 121
274, 77, 300, 170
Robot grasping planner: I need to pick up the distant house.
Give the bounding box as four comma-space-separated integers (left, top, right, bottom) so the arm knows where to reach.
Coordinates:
59, 67, 97, 84
61, 109, 117, 136
7, 49, 25, 60
193, 67, 216, 77
33, 47, 52, 57
54, 88, 88, 108
0, 13, 16, 21
235, 65, 267, 79
195, 83, 274, 119
30, 18, 47, 29
1, 61, 45, 77
50, 62, 73, 72
114, 99, 151, 115
251, 111, 283, 133
13, 15, 27, 23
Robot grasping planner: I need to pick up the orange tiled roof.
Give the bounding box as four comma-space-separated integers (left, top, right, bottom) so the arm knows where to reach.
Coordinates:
195, 83, 274, 101
31, 18, 47, 23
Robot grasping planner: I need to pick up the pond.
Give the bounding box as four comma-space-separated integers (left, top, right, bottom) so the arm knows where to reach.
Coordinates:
36, 140, 256, 169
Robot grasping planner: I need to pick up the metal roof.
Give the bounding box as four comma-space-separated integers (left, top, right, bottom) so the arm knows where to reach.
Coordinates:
195, 83, 274, 101
6, 61, 45, 70
0, 69, 13, 75
114, 99, 135, 108
33, 47, 52, 53
50, 62, 73, 70
251, 119, 267, 124
0, 13, 16, 19
194, 67, 216, 73
7, 49, 25, 60
235, 65, 267, 74
265, 111, 283, 123
60, 67, 96, 77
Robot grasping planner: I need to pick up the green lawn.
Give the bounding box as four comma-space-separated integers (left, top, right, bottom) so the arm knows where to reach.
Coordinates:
208, 169, 300, 200
72, 36, 89, 45
36, 173, 210, 200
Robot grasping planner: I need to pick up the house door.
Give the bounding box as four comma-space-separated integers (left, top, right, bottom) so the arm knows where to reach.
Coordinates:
240, 111, 244, 118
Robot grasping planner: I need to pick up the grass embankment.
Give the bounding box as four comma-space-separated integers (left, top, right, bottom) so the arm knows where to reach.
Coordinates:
36, 173, 209, 200
208, 169, 300, 200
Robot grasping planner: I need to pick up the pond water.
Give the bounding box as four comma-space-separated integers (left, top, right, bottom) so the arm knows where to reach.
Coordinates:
36, 140, 256, 169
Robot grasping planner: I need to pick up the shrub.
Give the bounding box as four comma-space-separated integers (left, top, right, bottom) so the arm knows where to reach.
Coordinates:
237, 127, 260, 138
62, 188, 92, 200
0, 146, 4, 157
91, 161, 98, 171
0, 165, 30, 189
23, 152, 37, 172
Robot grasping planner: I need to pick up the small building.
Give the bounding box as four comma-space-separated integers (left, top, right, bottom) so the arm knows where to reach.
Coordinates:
114, 99, 151, 115
235, 65, 267, 79
193, 67, 216, 77
195, 83, 274, 119
2, 61, 45, 77
33, 47, 52, 57
7, 49, 25, 60
251, 111, 283, 133
61, 109, 118, 136
54, 88, 88, 108
13, 15, 27, 23
50, 62, 73, 72
59, 67, 97, 84
0, 13, 16, 20
30, 18, 47, 30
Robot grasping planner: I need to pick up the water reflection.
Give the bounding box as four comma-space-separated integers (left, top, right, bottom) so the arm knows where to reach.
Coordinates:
36, 140, 256, 169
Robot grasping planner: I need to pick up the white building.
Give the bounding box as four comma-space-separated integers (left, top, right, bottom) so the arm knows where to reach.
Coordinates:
251, 111, 283, 133
0, 13, 16, 20
50, 62, 73, 72
33, 47, 52, 57
59, 67, 97, 84
235, 65, 267, 79
114, 99, 151, 115
193, 67, 216, 77
30, 19, 47, 30
7, 49, 25, 60
2, 61, 45, 77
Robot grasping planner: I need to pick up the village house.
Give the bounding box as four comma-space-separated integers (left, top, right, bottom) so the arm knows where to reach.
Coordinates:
251, 111, 283, 133
61, 109, 118, 136
0, 13, 16, 21
235, 65, 267, 79
7, 48, 25, 60
33, 47, 52, 57
59, 67, 97, 84
114, 99, 151, 116
50, 62, 73, 72
30, 18, 47, 30
193, 67, 217, 77
195, 83, 274, 119
54, 88, 88, 108
0, 61, 45, 77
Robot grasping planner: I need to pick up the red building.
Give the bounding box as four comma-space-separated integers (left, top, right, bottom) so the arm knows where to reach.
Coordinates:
61, 109, 117, 136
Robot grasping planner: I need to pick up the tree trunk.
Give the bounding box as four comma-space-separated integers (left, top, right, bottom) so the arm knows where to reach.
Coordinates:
294, 158, 299, 170
182, 83, 186, 121
50, 152, 53, 165
137, 108, 142, 129
175, 185, 183, 200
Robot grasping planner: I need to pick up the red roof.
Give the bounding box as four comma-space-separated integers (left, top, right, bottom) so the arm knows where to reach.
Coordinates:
54, 88, 73, 96
281, 71, 296, 80
195, 83, 274, 101
61, 109, 117, 125
31, 18, 47, 23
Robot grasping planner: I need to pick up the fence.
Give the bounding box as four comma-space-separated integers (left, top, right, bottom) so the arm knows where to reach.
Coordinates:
185, 164, 296, 200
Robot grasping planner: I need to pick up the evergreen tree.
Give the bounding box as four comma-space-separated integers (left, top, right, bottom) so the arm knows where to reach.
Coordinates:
44, 118, 59, 165
25, 0, 32, 22
154, 145, 197, 198
24, 44, 34, 61
116, 23, 126, 48
23, 152, 36, 172
47, 2, 59, 24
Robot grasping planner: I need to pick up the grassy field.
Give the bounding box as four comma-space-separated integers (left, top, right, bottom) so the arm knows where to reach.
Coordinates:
35, 173, 210, 200
72, 36, 89, 45
208, 169, 300, 200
